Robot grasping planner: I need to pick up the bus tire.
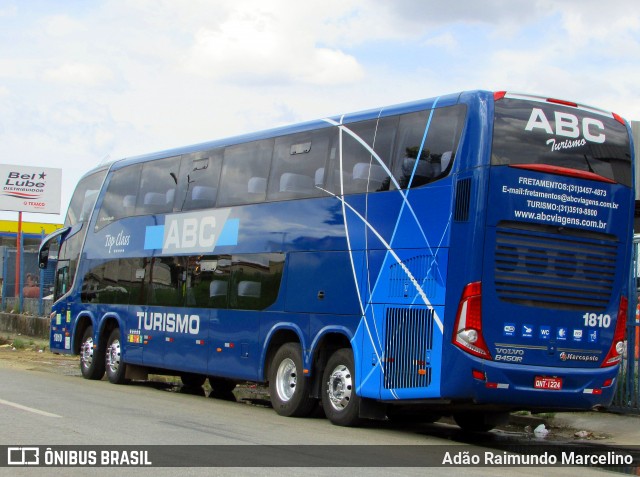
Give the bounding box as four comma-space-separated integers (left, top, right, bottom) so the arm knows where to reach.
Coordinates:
208, 377, 237, 394
321, 348, 361, 427
268, 343, 316, 417
79, 326, 105, 380
105, 328, 129, 385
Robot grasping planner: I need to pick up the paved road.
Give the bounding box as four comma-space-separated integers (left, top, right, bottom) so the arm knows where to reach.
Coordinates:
0, 364, 629, 476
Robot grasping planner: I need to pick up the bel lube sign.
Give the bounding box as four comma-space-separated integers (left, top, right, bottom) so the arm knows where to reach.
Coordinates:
0, 164, 62, 214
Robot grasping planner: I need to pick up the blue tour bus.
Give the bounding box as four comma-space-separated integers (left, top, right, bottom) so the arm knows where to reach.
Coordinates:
39, 90, 634, 430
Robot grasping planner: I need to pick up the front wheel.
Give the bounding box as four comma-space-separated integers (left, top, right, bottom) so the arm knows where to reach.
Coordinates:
79, 326, 105, 380
268, 343, 316, 417
321, 348, 361, 427
105, 328, 129, 385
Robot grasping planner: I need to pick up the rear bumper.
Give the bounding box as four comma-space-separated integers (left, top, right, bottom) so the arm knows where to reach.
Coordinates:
442, 356, 619, 411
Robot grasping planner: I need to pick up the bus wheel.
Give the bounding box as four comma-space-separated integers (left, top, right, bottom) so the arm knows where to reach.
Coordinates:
79, 326, 105, 380
105, 328, 129, 385
321, 348, 361, 427
268, 343, 316, 417
181, 373, 206, 388
208, 377, 237, 394
453, 411, 507, 432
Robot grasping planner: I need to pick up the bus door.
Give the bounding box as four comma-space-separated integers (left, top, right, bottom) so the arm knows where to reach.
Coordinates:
50, 259, 73, 352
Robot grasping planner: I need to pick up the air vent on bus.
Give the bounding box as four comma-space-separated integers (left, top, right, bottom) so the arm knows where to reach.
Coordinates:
389, 255, 437, 299
494, 222, 617, 310
454, 178, 471, 221
383, 307, 434, 389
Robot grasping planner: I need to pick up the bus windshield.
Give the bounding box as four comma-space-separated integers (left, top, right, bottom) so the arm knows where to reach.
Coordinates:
65, 169, 108, 227
492, 97, 632, 186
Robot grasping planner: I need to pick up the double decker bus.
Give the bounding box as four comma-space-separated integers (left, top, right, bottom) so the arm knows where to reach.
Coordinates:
40, 90, 634, 431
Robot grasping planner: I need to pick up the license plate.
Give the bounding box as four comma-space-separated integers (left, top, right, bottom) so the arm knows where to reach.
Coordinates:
534, 376, 562, 390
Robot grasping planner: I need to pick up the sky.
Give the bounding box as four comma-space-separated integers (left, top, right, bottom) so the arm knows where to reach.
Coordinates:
1, 0, 639, 225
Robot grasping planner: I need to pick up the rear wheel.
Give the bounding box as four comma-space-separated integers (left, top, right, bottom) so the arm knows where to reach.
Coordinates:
268, 343, 316, 417
321, 348, 361, 427
105, 328, 129, 385
79, 326, 105, 380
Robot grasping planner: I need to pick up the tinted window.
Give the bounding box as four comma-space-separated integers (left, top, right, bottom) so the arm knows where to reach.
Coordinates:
176, 150, 223, 211
81, 259, 130, 304
328, 117, 397, 195
81, 253, 284, 310
65, 169, 107, 227
229, 254, 284, 310
267, 129, 333, 200
95, 164, 142, 230
392, 105, 465, 189
492, 98, 631, 186
218, 140, 274, 206
147, 257, 185, 306
187, 255, 231, 308
136, 156, 180, 215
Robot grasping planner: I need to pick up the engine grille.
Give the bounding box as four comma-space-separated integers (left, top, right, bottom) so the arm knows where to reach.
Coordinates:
383, 306, 434, 389
494, 222, 618, 310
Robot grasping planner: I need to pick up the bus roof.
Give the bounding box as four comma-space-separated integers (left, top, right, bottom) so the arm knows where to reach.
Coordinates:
105, 90, 466, 173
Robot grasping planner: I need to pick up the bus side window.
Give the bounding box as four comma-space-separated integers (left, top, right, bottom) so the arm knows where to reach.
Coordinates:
328, 116, 397, 195
267, 129, 333, 200
54, 261, 70, 301
218, 140, 274, 207
186, 256, 231, 308
147, 257, 185, 307
136, 156, 180, 216
177, 150, 223, 211
96, 164, 142, 230
228, 254, 284, 311
392, 105, 466, 189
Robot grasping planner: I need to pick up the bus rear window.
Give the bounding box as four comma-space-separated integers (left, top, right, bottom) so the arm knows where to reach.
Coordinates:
492, 98, 631, 186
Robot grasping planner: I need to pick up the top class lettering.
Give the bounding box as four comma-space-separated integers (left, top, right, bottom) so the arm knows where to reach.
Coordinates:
105, 231, 131, 253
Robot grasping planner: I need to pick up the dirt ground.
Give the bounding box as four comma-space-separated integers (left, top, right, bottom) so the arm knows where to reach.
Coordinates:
0, 333, 80, 375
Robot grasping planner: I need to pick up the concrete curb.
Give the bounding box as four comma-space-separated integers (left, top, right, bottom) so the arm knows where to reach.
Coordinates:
0, 312, 49, 339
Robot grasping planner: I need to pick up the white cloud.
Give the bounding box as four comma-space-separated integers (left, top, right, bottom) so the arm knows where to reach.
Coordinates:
423, 32, 458, 51
41, 14, 86, 37
183, 4, 364, 85
44, 62, 114, 86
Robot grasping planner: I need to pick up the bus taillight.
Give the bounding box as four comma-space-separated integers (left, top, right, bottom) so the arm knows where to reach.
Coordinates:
453, 282, 492, 360
601, 296, 628, 367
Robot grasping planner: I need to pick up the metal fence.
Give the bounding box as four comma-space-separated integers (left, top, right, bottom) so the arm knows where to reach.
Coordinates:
611, 235, 640, 413
1, 248, 57, 317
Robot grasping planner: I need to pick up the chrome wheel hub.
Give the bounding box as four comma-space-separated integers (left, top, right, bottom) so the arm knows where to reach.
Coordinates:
275, 358, 297, 402
326, 364, 352, 411
80, 337, 94, 370
106, 339, 122, 374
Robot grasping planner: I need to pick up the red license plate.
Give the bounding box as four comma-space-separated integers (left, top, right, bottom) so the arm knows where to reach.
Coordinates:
534, 376, 563, 390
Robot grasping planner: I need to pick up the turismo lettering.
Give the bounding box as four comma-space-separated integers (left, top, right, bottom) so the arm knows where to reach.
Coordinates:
136, 311, 200, 335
